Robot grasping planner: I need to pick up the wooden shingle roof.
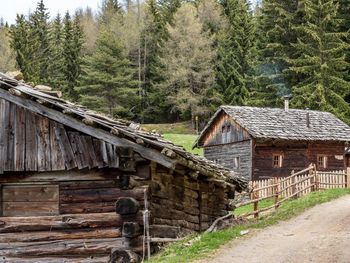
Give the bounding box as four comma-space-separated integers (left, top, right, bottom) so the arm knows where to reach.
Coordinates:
196, 105, 350, 146
0, 73, 247, 191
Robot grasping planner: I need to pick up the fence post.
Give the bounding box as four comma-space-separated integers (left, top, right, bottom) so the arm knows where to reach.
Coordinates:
347, 168, 350, 188
313, 164, 319, 191
291, 172, 297, 199
251, 183, 259, 218
309, 164, 315, 192
273, 177, 279, 209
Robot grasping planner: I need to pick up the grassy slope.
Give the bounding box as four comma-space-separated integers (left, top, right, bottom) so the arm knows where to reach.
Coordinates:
142, 122, 203, 156
148, 189, 350, 263
142, 121, 196, 135
163, 134, 203, 156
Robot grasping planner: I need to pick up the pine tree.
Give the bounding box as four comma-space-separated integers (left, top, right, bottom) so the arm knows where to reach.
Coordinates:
77, 29, 139, 118
159, 3, 218, 122
99, 0, 123, 24
138, 0, 168, 122
337, 0, 350, 103
252, 0, 301, 106
28, 0, 51, 84
289, 0, 350, 123
9, 15, 32, 81
47, 14, 64, 88
216, 0, 255, 106
62, 12, 84, 100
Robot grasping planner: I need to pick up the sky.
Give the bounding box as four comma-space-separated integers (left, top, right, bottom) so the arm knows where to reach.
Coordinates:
0, 0, 102, 25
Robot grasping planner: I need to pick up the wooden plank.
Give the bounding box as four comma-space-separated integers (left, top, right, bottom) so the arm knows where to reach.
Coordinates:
25, 110, 38, 171
92, 139, 105, 168
59, 180, 119, 190
2, 202, 58, 216
0, 170, 119, 183
60, 202, 116, 214
60, 187, 145, 203
0, 88, 176, 169
0, 237, 127, 257
54, 124, 77, 170
0, 99, 7, 174
2, 256, 110, 263
68, 132, 87, 170
50, 121, 65, 171
2, 185, 59, 202
84, 136, 97, 169
14, 105, 25, 171
5, 102, 15, 171
0, 213, 124, 233
76, 134, 90, 169
0, 228, 121, 243
37, 115, 51, 171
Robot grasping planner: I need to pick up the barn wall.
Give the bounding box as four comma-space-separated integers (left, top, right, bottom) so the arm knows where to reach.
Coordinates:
200, 111, 251, 147
0, 169, 147, 260
204, 140, 252, 180
252, 141, 346, 180
150, 164, 230, 234
0, 99, 120, 174
308, 142, 345, 171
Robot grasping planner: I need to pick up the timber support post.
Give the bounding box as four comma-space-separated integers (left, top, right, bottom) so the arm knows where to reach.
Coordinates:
347, 167, 350, 188
252, 183, 259, 218
273, 178, 279, 209
313, 164, 319, 191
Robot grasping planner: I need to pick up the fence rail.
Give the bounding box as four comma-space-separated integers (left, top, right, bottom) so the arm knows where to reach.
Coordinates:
235, 165, 350, 219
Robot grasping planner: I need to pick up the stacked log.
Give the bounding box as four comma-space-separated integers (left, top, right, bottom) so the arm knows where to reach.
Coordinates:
0, 213, 126, 261
149, 165, 231, 234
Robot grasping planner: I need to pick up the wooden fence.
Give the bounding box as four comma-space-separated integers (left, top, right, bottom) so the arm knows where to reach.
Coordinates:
235, 165, 350, 219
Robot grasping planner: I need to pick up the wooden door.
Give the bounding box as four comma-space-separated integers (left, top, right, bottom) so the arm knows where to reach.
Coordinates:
1, 184, 59, 216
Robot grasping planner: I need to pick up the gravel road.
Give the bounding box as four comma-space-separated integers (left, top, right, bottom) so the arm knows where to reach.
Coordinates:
200, 195, 350, 263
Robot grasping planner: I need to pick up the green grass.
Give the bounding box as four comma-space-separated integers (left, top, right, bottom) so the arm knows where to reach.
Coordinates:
148, 189, 350, 263
234, 198, 275, 216
163, 134, 203, 156
142, 121, 196, 135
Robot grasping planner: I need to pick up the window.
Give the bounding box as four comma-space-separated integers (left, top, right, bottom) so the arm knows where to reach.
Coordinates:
273, 154, 283, 168
317, 155, 328, 169
233, 157, 240, 170
221, 124, 231, 144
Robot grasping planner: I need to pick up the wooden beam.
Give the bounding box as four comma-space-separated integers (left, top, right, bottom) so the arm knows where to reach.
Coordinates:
0, 89, 176, 169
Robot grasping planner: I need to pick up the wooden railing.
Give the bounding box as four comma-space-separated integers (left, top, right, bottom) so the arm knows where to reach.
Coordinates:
234, 165, 350, 219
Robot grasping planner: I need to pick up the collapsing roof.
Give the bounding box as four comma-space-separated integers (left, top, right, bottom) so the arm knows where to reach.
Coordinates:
195, 105, 350, 147
0, 73, 247, 191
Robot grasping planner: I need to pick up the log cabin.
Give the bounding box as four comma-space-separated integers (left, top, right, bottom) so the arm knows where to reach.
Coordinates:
194, 101, 350, 181
0, 73, 247, 262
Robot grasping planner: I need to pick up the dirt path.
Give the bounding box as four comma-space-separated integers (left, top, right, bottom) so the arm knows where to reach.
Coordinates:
200, 195, 350, 263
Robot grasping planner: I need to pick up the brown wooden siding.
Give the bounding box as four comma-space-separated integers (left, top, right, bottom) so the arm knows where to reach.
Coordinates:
0, 99, 120, 173
201, 112, 251, 147
252, 141, 346, 180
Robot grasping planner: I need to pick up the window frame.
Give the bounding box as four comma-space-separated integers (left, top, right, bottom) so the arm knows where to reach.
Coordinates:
233, 156, 240, 170
317, 155, 328, 169
272, 154, 283, 168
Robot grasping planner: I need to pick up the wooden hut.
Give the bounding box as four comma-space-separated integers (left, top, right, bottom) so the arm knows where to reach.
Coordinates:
194, 104, 350, 181
0, 73, 247, 262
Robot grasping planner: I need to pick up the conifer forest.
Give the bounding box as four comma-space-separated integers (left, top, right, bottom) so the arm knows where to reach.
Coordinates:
1, 0, 350, 125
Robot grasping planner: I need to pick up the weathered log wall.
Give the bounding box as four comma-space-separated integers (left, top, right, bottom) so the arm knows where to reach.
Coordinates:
150, 164, 230, 235
204, 140, 252, 180
0, 169, 148, 261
